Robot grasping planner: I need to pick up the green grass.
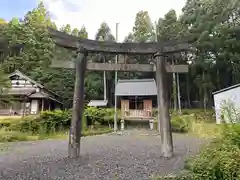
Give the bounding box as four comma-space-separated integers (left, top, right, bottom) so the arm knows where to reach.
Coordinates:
189, 121, 222, 139
0, 127, 113, 143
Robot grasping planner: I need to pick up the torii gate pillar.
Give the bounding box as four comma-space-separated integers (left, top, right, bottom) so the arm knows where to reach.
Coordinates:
155, 52, 173, 158
68, 50, 88, 158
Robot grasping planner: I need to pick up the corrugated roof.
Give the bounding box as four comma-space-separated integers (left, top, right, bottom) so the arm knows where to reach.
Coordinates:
88, 100, 108, 107
115, 79, 157, 96
212, 83, 240, 95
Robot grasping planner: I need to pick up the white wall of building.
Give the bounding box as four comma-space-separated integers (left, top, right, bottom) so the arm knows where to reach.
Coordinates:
30, 100, 39, 114
213, 86, 240, 124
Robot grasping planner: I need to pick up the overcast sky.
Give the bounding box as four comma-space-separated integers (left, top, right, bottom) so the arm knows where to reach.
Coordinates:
42, 0, 186, 41
1, 0, 186, 42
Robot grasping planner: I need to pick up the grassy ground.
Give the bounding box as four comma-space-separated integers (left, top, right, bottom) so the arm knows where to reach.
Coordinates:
189, 121, 222, 139
0, 116, 22, 119
0, 127, 113, 143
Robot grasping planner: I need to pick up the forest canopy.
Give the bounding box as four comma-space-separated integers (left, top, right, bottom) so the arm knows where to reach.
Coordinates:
0, 0, 240, 109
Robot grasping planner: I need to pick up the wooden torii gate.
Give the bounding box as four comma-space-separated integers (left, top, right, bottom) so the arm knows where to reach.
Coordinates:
51, 28, 192, 158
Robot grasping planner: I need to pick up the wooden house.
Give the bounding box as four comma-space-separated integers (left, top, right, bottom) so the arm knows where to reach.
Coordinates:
0, 70, 63, 116
115, 79, 157, 129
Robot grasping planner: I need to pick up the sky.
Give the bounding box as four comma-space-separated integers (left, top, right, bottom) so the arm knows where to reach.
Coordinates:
1, 0, 186, 42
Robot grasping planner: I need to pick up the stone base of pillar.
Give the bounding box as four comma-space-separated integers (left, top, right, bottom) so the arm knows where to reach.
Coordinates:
121, 119, 124, 130
149, 119, 154, 130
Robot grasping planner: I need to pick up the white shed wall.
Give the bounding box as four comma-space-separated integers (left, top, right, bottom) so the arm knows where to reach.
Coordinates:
213, 86, 240, 124
30, 100, 39, 114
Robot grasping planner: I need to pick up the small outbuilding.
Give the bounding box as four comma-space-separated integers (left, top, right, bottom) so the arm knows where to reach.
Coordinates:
115, 79, 157, 129
213, 84, 240, 124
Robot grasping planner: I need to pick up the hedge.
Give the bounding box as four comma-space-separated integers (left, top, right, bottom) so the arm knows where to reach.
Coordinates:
0, 108, 214, 135
0, 110, 73, 135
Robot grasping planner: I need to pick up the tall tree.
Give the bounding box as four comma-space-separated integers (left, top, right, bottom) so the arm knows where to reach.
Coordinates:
156, 10, 183, 111
133, 10, 155, 42
78, 26, 88, 38
60, 24, 71, 34
131, 11, 156, 79
93, 22, 116, 106
0, 66, 11, 106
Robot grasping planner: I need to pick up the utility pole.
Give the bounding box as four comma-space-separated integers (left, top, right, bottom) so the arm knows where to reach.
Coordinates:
103, 56, 107, 100
114, 23, 119, 132
172, 58, 177, 112
177, 73, 182, 114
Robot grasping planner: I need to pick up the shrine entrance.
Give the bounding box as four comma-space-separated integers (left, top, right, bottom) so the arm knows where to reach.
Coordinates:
48, 28, 192, 158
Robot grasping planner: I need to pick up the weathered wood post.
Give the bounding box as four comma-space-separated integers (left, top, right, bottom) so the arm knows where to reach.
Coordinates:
68, 49, 88, 158
155, 52, 173, 158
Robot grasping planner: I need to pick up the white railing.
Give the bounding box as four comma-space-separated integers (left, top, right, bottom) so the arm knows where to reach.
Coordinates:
123, 109, 152, 118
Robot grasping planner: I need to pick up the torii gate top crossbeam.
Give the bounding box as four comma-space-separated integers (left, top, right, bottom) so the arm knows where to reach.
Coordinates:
48, 28, 193, 55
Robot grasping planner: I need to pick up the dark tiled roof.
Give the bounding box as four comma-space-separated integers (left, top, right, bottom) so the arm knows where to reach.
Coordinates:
115, 79, 157, 96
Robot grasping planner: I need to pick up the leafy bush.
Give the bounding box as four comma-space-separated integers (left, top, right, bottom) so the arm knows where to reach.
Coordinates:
39, 110, 71, 133
183, 104, 240, 180
185, 138, 240, 180
0, 118, 17, 128
0, 129, 38, 142
154, 115, 194, 133
1, 110, 73, 134
171, 115, 193, 133
84, 107, 120, 125
221, 124, 240, 148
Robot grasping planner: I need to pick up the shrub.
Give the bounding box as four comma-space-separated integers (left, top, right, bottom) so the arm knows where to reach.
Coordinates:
221, 124, 240, 148
39, 110, 71, 133
1, 110, 73, 135
171, 115, 193, 133
0, 118, 17, 129
84, 107, 120, 125
185, 122, 240, 180
185, 139, 240, 180
0, 129, 38, 142
154, 115, 194, 133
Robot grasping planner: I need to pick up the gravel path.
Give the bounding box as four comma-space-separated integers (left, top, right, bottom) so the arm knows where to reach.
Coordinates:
0, 130, 203, 180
